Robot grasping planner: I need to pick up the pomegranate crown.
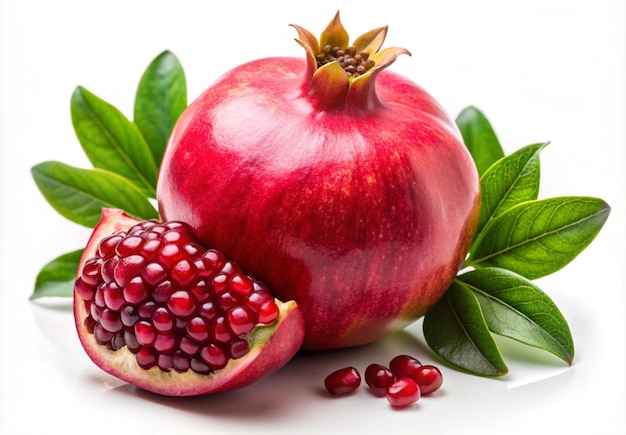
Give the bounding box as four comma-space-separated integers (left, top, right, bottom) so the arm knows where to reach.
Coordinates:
291, 11, 411, 111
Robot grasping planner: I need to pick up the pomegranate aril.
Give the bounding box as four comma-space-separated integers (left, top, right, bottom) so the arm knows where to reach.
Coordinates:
202, 249, 225, 271
138, 301, 156, 319
102, 282, 125, 310
94, 323, 113, 345
113, 254, 145, 287
135, 321, 156, 346
200, 344, 227, 370
99, 309, 123, 333
81, 258, 102, 286
171, 259, 197, 287
212, 317, 232, 343
172, 352, 190, 372
199, 301, 217, 321
212, 273, 228, 294
141, 262, 167, 286
152, 307, 174, 332
190, 358, 211, 375
75, 277, 95, 301
230, 338, 250, 359
218, 291, 239, 312
180, 336, 200, 355
257, 300, 279, 324
187, 316, 211, 342
115, 235, 144, 257
386, 377, 420, 407
140, 238, 162, 260
412, 365, 443, 395
110, 333, 126, 351
153, 280, 174, 304
136, 347, 157, 370
324, 367, 361, 396
97, 233, 124, 259
365, 363, 395, 397
100, 257, 117, 283
227, 306, 256, 336
389, 354, 422, 378
167, 290, 196, 318
154, 333, 177, 353
124, 330, 140, 352
158, 353, 174, 371
190, 280, 210, 302
123, 276, 148, 305
158, 243, 186, 268
230, 273, 253, 297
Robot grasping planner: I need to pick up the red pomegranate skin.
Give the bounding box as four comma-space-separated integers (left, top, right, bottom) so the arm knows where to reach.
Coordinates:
158, 55, 479, 350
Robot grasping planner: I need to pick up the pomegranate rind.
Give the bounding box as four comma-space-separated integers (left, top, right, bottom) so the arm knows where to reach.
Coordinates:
73, 208, 304, 396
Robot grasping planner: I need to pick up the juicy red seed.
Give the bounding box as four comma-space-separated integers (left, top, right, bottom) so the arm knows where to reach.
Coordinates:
202, 249, 225, 270
220, 261, 241, 276
187, 316, 210, 342
120, 305, 139, 327
123, 276, 148, 305
324, 367, 361, 396
180, 336, 200, 355
227, 306, 256, 336
412, 365, 443, 395
81, 258, 102, 286
138, 301, 156, 319
190, 358, 211, 375
212, 316, 232, 343
124, 330, 140, 352
98, 233, 125, 259
135, 320, 156, 346
200, 344, 227, 370
154, 333, 177, 353
212, 274, 228, 294
141, 262, 167, 286
218, 291, 239, 312
84, 316, 96, 334
100, 257, 117, 283
365, 364, 396, 397
230, 274, 253, 297
171, 259, 197, 287
389, 354, 422, 378
75, 277, 95, 301
172, 352, 190, 372
167, 291, 196, 318
115, 235, 144, 257
162, 229, 194, 245
102, 282, 125, 310
386, 377, 420, 407
257, 300, 279, 324
99, 309, 123, 333
199, 301, 217, 321
158, 243, 186, 267
136, 347, 157, 369
140, 238, 162, 260
90, 303, 101, 322
183, 243, 203, 257
229, 338, 250, 359
157, 354, 173, 371
94, 323, 113, 345
152, 307, 174, 332
94, 286, 105, 307
113, 255, 145, 287
190, 280, 210, 302
153, 280, 174, 304
110, 333, 125, 351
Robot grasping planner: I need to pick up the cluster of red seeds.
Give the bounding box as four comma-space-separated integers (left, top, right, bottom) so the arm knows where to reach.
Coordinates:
324, 355, 443, 408
316, 44, 376, 78
74, 220, 280, 375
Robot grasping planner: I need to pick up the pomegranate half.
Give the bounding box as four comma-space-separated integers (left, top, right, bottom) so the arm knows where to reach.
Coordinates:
73, 208, 304, 396
157, 13, 480, 349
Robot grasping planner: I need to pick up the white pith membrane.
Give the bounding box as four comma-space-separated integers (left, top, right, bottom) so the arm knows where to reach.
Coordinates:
73, 208, 302, 396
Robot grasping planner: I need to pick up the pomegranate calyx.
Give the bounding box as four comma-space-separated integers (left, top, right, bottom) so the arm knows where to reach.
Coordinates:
292, 11, 410, 111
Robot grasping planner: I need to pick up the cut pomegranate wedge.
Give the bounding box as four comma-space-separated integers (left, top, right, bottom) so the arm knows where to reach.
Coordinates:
74, 208, 304, 396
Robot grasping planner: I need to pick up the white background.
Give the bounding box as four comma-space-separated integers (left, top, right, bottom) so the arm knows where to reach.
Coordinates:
1, 0, 624, 433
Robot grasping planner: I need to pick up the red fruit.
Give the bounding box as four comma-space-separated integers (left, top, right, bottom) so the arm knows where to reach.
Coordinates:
389, 354, 422, 378
364, 363, 395, 397
324, 367, 361, 396
386, 377, 421, 408
73, 208, 304, 396
157, 12, 480, 350
412, 365, 443, 395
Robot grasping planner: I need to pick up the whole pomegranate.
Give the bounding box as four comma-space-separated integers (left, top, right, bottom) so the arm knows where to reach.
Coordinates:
157, 13, 480, 349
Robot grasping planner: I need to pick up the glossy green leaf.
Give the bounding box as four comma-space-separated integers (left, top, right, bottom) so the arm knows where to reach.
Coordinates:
71, 86, 157, 197
455, 106, 505, 176
458, 267, 574, 364
31, 161, 158, 227
134, 51, 187, 166
30, 249, 83, 300
473, 142, 547, 239
423, 281, 508, 376
469, 196, 610, 279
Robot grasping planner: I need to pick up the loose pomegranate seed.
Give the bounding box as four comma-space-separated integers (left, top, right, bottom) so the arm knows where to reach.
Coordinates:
389, 354, 422, 378
412, 365, 443, 395
75, 219, 279, 377
324, 367, 361, 396
364, 363, 395, 397
386, 377, 420, 408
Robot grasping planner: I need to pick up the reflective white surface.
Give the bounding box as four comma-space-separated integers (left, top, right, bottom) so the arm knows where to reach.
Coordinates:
1, 1, 624, 433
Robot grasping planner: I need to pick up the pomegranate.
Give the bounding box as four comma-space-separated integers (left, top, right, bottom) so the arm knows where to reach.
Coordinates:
323, 366, 362, 396
73, 208, 304, 396
157, 12, 480, 349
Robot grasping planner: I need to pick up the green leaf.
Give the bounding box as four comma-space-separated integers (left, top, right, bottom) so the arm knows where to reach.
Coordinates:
458, 267, 574, 364
31, 249, 83, 299
468, 196, 610, 279
134, 51, 187, 166
423, 281, 508, 376
455, 106, 505, 176
31, 161, 158, 227
473, 142, 547, 239
71, 86, 158, 197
